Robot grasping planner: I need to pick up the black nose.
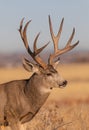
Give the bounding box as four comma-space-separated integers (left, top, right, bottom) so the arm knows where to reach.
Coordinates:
63, 80, 67, 86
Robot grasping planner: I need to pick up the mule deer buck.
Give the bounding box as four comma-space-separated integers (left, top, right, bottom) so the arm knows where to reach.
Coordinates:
0, 15, 79, 130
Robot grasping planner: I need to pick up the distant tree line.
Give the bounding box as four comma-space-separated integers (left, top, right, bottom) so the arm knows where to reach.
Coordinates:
0, 51, 89, 68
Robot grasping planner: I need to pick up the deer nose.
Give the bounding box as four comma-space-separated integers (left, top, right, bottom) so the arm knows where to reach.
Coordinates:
63, 80, 67, 86
59, 80, 68, 88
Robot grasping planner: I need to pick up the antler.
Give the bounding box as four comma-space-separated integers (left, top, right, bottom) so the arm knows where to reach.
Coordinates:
19, 18, 49, 69
48, 15, 79, 65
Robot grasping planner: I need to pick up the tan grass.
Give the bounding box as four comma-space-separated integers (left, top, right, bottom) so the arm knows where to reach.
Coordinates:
0, 67, 31, 84
0, 63, 89, 130
0, 63, 89, 101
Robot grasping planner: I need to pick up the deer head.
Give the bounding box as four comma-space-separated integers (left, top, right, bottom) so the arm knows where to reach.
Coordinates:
19, 15, 79, 93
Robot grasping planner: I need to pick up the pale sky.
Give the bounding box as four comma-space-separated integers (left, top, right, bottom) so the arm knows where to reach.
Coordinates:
0, 0, 89, 53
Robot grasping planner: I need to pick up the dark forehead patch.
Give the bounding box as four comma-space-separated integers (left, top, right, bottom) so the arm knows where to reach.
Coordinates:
48, 65, 57, 73
38, 65, 57, 74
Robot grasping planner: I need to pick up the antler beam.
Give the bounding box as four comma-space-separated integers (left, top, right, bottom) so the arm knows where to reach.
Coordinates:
19, 18, 49, 69
48, 15, 79, 65
19, 16, 79, 69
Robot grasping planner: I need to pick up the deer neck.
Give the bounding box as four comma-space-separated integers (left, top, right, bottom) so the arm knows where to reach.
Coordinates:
24, 74, 50, 112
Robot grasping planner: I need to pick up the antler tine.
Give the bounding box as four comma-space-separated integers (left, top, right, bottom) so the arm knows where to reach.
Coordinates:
19, 18, 49, 69
66, 28, 75, 47
19, 18, 32, 55
23, 20, 32, 51
49, 15, 64, 53
33, 32, 50, 55
48, 15, 79, 65
19, 18, 24, 41
53, 28, 79, 57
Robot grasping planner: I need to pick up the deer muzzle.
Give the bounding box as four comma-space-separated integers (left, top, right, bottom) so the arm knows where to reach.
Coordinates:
59, 80, 67, 88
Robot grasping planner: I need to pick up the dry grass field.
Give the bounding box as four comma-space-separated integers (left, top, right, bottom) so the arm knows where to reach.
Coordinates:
0, 63, 89, 130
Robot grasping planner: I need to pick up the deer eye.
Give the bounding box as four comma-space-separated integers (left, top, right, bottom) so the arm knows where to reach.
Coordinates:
46, 73, 52, 76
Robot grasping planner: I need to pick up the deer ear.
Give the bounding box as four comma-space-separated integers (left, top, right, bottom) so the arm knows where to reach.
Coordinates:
23, 58, 39, 73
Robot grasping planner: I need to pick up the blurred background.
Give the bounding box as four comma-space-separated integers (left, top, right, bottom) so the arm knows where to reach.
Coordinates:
0, 1, 89, 129
0, 0, 89, 99
0, 0, 89, 67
